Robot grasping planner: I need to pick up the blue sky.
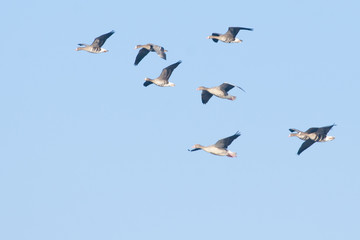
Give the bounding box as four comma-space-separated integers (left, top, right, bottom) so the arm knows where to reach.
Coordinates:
1, 0, 360, 239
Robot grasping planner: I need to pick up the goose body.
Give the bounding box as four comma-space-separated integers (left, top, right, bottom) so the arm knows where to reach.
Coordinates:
208, 27, 253, 43
144, 61, 181, 87
76, 31, 114, 53
134, 44, 167, 65
189, 131, 241, 157
289, 124, 336, 155
197, 82, 245, 104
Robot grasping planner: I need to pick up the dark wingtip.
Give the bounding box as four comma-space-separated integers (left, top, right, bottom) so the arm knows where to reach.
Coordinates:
289, 129, 295, 132
236, 85, 246, 92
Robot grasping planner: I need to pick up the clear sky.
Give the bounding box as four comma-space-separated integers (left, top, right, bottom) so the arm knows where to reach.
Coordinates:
1, 0, 360, 239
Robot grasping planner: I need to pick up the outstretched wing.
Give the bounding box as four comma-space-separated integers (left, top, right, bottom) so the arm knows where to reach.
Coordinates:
313, 124, 336, 141
214, 131, 241, 149
201, 90, 213, 104
158, 61, 182, 80
219, 82, 246, 93
143, 81, 153, 87
226, 27, 253, 37
297, 139, 315, 155
91, 30, 115, 48
317, 124, 335, 135
210, 33, 220, 43
134, 48, 150, 65
305, 127, 319, 134
153, 45, 167, 60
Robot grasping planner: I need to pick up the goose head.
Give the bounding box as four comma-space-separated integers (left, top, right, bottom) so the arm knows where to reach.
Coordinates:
288, 133, 299, 137
197, 86, 207, 91
192, 144, 203, 149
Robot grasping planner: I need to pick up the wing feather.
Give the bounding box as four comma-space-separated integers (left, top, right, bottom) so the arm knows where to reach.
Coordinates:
158, 61, 182, 80
201, 90, 213, 104
297, 140, 315, 155
214, 131, 241, 149
134, 48, 150, 65
91, 30, 115, 48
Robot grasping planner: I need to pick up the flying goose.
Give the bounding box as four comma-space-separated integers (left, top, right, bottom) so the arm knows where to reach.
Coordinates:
143, 61, 182, 87
197, 82, 245, 104
208, 27, 253, 43
289, 124, 336, 155
188, 131, 241, 157
134, 44, 167, 65
76, 30, 114, 53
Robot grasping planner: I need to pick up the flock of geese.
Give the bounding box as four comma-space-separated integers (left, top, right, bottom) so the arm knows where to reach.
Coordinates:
76, 27, 336, 156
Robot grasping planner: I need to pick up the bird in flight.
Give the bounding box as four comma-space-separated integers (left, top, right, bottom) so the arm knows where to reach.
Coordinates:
207, 27, 253, 43
76, 30, 115, 53
143, 61, 182, 87
289, 124, 336, 155
189, 131, 241, 157
134, 43, 167, 65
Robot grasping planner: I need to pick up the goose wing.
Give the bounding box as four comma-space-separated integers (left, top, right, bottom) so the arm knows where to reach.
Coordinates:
305, 127, 320, 134
152, 45, 167, 60
214, 131, 241, 149
226, 27, 253, 37
317, 124, 335, 135
314, 124, 336, 140
210, 33, 220, 43
219, 82, 246, 93
143, 81, 153, 87
201, 90, 213, 104
158, 61, 182, 80
91, 30, 115, 48
297, 139, 315, 155
134, 48, 150, 65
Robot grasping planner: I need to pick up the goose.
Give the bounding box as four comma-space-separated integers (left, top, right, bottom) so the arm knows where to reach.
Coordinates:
289, 124, 336, 155
143, 61, 182, 87
197, 82, 245, 104
188, 131, 241, 157
76, 30, 114, 53
208, 27, 253, 43
134, 44, 167, 65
